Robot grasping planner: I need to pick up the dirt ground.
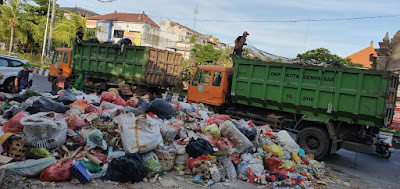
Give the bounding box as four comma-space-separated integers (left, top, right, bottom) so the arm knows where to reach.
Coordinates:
2, 168, 355, 189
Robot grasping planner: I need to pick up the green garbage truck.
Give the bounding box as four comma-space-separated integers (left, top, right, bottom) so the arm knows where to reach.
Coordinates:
48, 42, 183, 95
187, 55, 398, 159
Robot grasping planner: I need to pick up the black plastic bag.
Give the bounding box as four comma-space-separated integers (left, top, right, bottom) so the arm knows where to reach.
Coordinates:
137, 97, 149, 114
185, 138, 214, 158
105, 153, 147, 183
146, 98, 177, 119
118, 38, 133, 46
26, 97, 70, 114
12, 94, 29, 103
232, 120, 257, 141
58, 89, 77, 105
124, 106, 140, 116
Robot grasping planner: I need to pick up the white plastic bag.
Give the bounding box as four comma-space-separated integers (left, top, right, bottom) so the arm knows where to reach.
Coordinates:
276, 130, 299, 154
21, 112, 67, 149
114, 113, 163, 154
6, 157, 56, 176
100, 101, 124, 110
219, 121, 253, 153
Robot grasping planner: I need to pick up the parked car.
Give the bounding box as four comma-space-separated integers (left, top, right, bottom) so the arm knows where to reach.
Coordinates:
0, 54, 33, 93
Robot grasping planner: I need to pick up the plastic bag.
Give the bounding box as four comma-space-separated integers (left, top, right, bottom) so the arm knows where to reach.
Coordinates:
80, 160, 102, 173
84, 129, 103, 149
232, 120, 257, 141
219, 121, 253, 153
126, 98, 138, 107
186, 154, 211, 168
179, 102, 195, 111
216, 137, 234, 151
100, 101, 124, 110
276, 130, 299, 154
218, 156, 237, 180
26, 97, 70, 114
58, 89, 77, 105
113, 95, 126, 107
105, 153, 147, 183
2, 111, 26, 133
22, 112, 67, 149
282, 160, 295, 171
124, 106, 140, 116
85, 105, 102, 114
137, 97, 149, 114
91, 150, 108, 164
237, 162, 248, 179
107, 151, 126, 162
6, 157, 56, 176
100, 92, 115, 104
30, 147, 51, 158
146, 98, 177, 119
65, 115, 85, 130
40, 160, 72, 182
202, 124, 221, 139
159, 122, 179, 143
264, 157, 281, 173
115, 113, 163, 154
143, 151, 162, 177
262, 144, 284, 157
69, 99, 89, 112
175, 153, 189, 166
185, 138, 214, 158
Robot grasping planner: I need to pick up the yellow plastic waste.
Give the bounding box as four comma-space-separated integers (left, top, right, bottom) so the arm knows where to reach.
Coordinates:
262, 144, 284, 157
30, 147, 52, 158
202, 124, 221, 139
292, 153, 300, 163
281, 160, 295, 170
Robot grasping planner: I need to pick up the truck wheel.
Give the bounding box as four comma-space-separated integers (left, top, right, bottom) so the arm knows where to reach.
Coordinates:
296, 126, 331, 160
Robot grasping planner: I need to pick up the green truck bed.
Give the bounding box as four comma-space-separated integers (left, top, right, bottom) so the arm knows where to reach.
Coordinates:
71, 43, 183, 88
231, 56, 398, 127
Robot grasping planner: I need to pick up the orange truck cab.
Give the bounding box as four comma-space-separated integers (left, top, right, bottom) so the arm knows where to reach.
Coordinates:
187, 65, 233, 106
48, 48, 73, 82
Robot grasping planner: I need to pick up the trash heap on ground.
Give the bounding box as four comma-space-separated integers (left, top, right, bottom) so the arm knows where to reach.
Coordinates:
0, 89, 328, 188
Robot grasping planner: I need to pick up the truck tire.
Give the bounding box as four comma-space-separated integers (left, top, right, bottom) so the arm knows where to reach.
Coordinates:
296, 126, 331, 160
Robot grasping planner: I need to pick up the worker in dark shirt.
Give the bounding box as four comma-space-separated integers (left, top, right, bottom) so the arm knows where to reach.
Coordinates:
76, 26, 84, 51
73, 71, 88, 91
14, 63, 30, 92
233, 31, 249, 58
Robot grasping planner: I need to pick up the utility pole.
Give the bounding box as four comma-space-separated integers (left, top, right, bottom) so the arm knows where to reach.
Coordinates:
41, 0, 51, 62
193, 4, 198, 30
47, 0, 57, 57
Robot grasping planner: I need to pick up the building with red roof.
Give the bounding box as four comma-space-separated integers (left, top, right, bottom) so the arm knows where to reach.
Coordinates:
346, 41, 378, 68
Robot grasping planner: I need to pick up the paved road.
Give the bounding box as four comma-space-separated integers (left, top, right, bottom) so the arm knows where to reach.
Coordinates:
30, 74, 52, 93
17, 75, 400, 188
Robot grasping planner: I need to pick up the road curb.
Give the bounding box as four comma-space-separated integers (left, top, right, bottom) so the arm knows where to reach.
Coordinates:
32, 68, 49, 76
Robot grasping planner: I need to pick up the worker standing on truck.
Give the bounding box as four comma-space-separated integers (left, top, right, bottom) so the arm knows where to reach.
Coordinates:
14, 63, 30, 92
233, 31, 249, 58
76, 26, 84, 51
73, 71, 88, 91
56, 68, 66, 90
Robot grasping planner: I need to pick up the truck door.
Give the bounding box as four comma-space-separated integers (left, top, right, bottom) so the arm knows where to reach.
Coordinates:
187, 69, 212, 103
207, 71, 226, 106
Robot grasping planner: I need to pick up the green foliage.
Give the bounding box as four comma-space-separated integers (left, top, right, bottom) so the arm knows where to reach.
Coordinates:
53, 13, 89, 47
297, 48, 363, 68
192, 44, 222, 66
189, 35, 196, 43
217, 47, 233, 66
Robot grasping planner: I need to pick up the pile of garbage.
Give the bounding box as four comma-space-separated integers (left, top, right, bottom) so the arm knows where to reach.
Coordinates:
0, 89, 328, 188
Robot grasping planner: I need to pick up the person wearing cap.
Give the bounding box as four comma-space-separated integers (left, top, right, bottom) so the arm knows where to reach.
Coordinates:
73, 71, 88, 91
233, 31, 249, 58
14, 63, 31, 92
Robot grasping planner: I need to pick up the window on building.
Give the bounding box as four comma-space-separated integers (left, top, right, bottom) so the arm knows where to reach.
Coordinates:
113, 30, 125, 38
0, 58, 8, 67
212, 72, 223, 86
192, 70, 211, 86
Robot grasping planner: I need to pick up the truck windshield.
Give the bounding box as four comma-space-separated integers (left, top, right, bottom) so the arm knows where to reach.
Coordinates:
212, 72, 223, 86
192, 70, 211, 86
53, 52, 62, 64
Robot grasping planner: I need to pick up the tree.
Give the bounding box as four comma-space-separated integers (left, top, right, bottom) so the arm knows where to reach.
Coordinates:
297, 48, 362, 68
0, 0, 22, 54
53, 13, 90, 47
192, 43, 222, 66
189, 35, 196, 43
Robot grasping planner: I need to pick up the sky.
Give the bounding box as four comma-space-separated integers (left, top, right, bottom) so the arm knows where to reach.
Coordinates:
57, 0, 400, 58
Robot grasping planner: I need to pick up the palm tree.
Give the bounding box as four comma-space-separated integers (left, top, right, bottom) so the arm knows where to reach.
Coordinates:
54, 13, 94, 47
0, 0, 21, 55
